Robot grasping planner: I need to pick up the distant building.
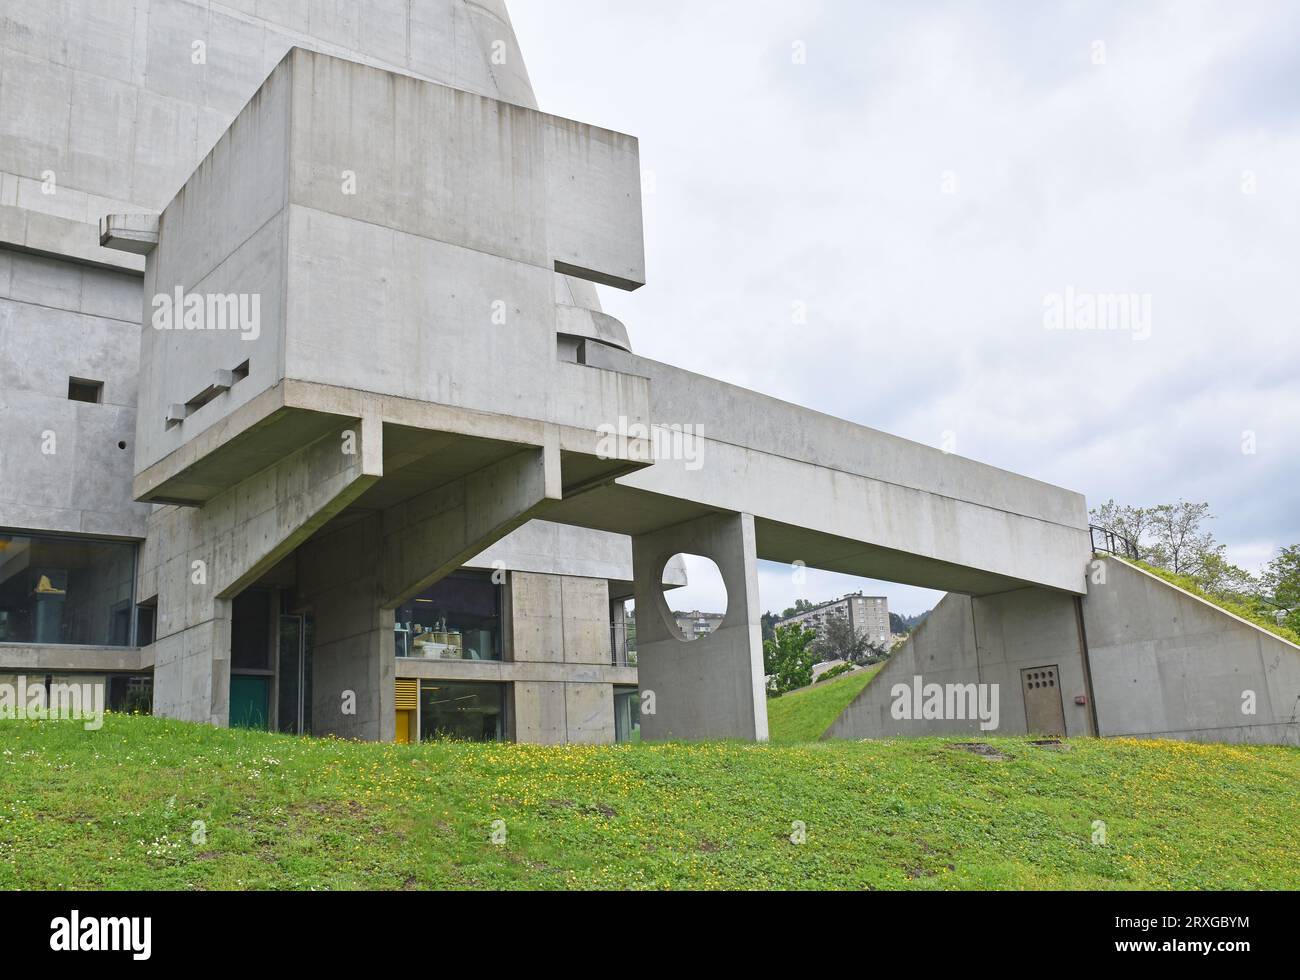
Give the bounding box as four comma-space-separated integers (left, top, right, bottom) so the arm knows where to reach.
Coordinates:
673, 610, 726, 641
775, 594, 890, 649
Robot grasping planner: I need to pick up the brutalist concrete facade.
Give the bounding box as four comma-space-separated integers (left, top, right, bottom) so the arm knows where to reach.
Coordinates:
7, 1, 1273, 751
0, 0, 658, 744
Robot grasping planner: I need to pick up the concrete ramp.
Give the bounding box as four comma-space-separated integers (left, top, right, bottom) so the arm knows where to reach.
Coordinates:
1083, 558, 1300, 746
824, 556, 1300, 747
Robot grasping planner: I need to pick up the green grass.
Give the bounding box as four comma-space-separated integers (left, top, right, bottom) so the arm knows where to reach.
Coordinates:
3, 713, 1297, 890
766, 666, 882, 743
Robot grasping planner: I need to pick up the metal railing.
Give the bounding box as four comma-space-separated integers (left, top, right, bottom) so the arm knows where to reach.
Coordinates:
1089, 525, 1141, 561
610, 622, 637, 667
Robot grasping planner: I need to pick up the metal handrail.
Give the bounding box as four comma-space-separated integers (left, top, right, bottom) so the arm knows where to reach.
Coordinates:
1089, 525, 1141, 560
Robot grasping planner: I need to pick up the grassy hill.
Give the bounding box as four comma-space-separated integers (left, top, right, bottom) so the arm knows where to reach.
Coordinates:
766, 666, 881, 743
3, 714, 1297, 890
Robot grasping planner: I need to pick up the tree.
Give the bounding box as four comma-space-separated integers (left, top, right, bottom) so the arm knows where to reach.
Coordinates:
1261, 545, 1300, 633
811, 611, 883, 665
780, 598, 815, 619
1193, 551, 1257, 602
763, 623, 817, 696
1090, 498, 1152, 553
1090, 499, 1228, 580
1145, 501, 1220, 577
760, 610, 778, 643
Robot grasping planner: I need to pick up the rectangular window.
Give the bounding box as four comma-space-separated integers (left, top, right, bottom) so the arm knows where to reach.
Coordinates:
135, 602, 156, 646
614, 686, 640, 743
231, 589, 272, 670
108, 674, 152, 714
67, 378, 103, 403
419, 681, 505, 742
395, 571, 502, 661
0, 532, 136, 646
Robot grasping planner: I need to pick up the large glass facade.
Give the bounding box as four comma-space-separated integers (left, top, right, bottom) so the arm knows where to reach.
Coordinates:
395, 572, 502, 661
0, 532, 135, 646
419, 681, 505, 741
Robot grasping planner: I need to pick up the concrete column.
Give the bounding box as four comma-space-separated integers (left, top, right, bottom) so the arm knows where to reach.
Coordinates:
298, 513, 396, 741
140, 419, 379, 727
632, 512, 768, 741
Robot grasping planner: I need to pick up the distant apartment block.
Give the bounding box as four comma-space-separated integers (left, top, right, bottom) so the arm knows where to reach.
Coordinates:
673, 610, 725, 641
775, 594, 890, 649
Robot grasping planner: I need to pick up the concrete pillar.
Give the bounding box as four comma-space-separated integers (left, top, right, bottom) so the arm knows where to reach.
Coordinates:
298, 513, 396, 741
140, 419, 380, 728
632, 512, 768, 741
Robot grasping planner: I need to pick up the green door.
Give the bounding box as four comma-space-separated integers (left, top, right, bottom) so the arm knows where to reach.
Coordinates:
230, 675, 269, 730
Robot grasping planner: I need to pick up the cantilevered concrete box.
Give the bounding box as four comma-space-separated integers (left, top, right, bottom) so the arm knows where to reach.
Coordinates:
131, 47, 648, 505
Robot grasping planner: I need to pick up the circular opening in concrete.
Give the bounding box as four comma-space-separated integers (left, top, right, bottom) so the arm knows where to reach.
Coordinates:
662, 554, 726, 642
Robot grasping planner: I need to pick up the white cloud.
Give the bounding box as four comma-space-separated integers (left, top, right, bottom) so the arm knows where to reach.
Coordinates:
511, 0, 1300, 607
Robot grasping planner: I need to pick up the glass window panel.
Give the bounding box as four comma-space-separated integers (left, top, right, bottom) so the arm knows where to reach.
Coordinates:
614, 687, 640, 743
231, 590, 272, 670
419, 681, 504, 742
396, 572, 502, 661
0, 533, 136, 646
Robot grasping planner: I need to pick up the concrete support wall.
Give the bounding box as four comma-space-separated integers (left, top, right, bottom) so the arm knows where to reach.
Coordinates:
825, 587, 1093, 740
829, 559, 1300, 747
504, 570, 615, 743
298, 512, 395, 742
137, 418, 378, 725
632, 512, 767, 742
1083, 558, 1300, 746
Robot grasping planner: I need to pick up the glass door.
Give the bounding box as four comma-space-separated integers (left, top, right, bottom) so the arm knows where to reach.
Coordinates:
277, 614, 313, 735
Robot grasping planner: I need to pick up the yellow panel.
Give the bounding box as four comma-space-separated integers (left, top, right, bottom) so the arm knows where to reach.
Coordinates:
395, 709, 412, 744
395, 678, 418, 710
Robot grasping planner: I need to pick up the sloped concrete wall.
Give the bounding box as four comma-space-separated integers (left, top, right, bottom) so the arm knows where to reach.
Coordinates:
1084, 558, 1300, 746
828, 559, 1300, 747
824, 586, 1093, 740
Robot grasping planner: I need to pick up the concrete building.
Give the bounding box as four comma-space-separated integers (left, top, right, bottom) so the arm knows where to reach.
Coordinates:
1, 1, 1294, 748
775, 593, 890, 649
673, 610, 725, 641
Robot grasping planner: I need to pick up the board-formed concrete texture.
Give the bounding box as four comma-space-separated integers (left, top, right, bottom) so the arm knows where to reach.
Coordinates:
4, 0, 1290, 748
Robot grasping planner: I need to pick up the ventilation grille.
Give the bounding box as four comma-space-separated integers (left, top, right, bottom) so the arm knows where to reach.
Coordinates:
395, 678, 418, 710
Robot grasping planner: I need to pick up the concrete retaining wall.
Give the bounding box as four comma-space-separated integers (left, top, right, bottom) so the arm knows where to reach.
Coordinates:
1083, 558, 1300, 746
827, 558, 1300, 747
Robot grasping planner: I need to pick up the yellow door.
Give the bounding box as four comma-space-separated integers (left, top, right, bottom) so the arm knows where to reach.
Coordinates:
395, 679, 418, 744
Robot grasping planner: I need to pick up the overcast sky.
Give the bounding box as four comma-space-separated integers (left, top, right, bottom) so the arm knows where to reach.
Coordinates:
511, 0, 1300, 618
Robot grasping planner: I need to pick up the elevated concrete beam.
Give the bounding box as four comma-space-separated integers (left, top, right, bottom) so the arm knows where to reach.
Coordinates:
379, 443, 561, 608
215, 415, 383, 599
